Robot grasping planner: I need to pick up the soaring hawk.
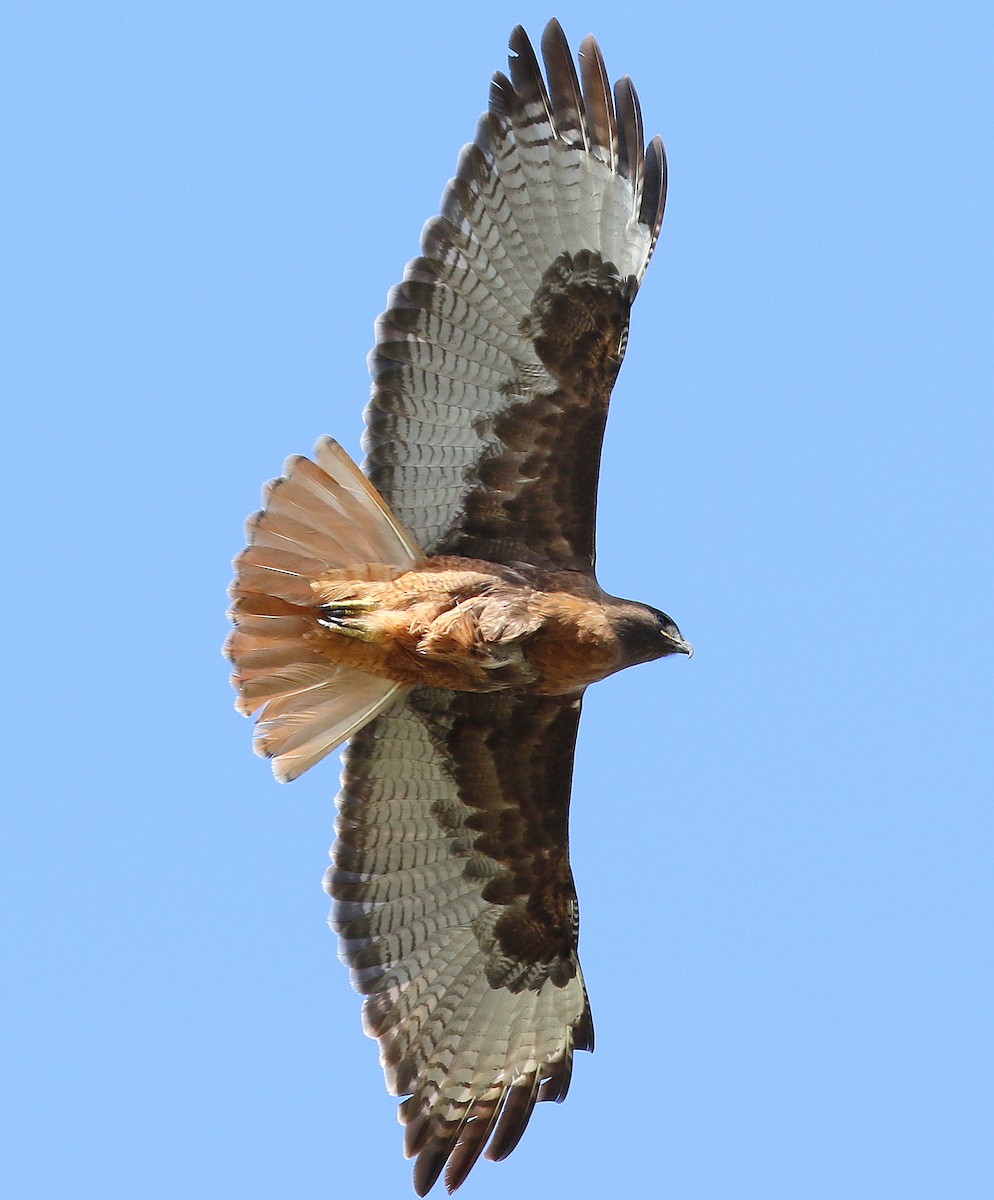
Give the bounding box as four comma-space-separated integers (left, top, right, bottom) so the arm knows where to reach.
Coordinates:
227, 19, 690, 1194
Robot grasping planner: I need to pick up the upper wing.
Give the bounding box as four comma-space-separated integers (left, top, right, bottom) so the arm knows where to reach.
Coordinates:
362, 20, 666, 569
327, 687, 592, 1195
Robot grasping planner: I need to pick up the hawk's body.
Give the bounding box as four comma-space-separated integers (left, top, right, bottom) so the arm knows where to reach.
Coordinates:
279, 555, 680, 693
227, 20, 689, 1195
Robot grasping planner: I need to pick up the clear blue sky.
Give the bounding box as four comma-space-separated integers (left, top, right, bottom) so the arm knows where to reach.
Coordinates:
5, 2, 992, 1197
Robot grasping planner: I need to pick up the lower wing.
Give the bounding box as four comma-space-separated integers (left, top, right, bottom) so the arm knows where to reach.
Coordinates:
327, 686, 593, 1194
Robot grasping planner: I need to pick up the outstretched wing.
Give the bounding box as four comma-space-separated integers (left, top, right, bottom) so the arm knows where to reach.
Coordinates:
327, 688, 592, 1195
363, 20, 666, 569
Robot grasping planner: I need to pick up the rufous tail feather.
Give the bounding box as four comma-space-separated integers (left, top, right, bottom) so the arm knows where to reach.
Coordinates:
225, 437, 424, 781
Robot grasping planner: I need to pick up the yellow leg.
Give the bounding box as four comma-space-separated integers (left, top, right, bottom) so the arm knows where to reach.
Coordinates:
317, 600, 377, 642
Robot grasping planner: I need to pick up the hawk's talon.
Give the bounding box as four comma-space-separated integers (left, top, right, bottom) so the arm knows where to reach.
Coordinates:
318, 601, 377, 641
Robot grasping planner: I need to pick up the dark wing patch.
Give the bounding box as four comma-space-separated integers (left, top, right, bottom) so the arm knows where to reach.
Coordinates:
327, 687, 593, 1195
362, 20, 667, 569
449, 250, 637, 567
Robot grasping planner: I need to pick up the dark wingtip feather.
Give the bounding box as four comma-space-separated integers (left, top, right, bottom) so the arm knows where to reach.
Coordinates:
442, 1100, 506, 1194
614, 75, 645, 187
541, 18, 586, 147
578, 33, 617, 168
507, 22, 534, 65
488, 70, 514, 120
537, 1032, 575, 1104
412, 1148, 445, 1197
402, 1104, 432, 1158
484, 1072, 542, 1163
412, 1115, 470, 1197
575, 994, 595, 1052
641, 134, 668, 242
505, 23, 551, 127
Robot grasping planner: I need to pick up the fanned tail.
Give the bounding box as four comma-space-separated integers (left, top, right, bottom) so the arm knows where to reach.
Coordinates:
226, 437, 423, 781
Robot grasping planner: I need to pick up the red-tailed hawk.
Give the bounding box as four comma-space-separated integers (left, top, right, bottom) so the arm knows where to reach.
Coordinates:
227, 20, 690, 1195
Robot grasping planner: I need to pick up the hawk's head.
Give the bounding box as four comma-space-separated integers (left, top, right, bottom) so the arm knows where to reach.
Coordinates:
610, 601, 693, 669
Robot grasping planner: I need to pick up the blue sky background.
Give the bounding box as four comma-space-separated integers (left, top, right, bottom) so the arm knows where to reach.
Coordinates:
4, 2, 992, 1197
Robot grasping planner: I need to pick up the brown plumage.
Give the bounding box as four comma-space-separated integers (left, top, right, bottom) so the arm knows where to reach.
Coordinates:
227, 19, 690, 1195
